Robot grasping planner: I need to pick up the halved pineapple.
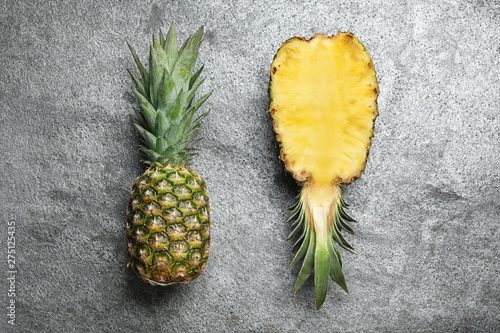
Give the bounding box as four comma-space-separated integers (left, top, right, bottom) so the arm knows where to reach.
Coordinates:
269, 32, 378, 309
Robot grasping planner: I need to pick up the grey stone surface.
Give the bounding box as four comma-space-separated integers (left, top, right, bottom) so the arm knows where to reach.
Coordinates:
1, 0, 499, 332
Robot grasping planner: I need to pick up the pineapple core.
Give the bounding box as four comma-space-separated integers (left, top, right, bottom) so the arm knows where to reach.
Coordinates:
270, 33, 378, 187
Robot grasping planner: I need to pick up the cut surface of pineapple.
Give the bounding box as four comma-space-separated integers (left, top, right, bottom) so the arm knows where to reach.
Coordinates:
269, 32, 378, 309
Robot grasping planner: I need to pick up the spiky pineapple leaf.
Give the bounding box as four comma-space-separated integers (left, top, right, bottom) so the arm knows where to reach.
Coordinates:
149, 38, 169, 107
189, 65, 204, 90
127, 69, 147, 98
154, 111, 170, 138
293, 231, 316, 294
290, 224, 310, 267
327, 235, 348, 293
164, 22, 178, 72
157, 70, 178, 116
314, 235, 330, 310
180, 92, 212, 133
171, 26, 203, 92
132, 89, 156, 131
133, 123, 157, 148
127, 42, 150, 99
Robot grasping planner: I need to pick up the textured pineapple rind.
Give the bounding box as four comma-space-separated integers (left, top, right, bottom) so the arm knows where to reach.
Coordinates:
268, 32, 379, 184
127, 164, 210, 285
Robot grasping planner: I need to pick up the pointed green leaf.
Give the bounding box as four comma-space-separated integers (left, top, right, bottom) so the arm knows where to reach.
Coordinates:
157, 155, 172, 165
162, 146, 177, 158
127, 69, 147, 98
164, 22, 178, 72
327, 235, 348, 293
157, 69, 177, 116
132, 89, 157, 131
179, 92, 212, 133
149, 39, 169, 107
171, 26, 204, 92
132, 107, 146, 127
293, 231, 316, 294
314, 233, 330, 310
290, 223, 310, 268
339, 203, 356, 222
337, 212, 355, 235
132, 123, 157, 149
191, 110, 209, 128
156, 137, 168, 154
159, 29, 166, 49
189, 65, 204, 90
291, 220, 309, 253
287, 219, 304, 241
154, 110, 170, 137
127, 42, 150, 99
332, 220, 356, 253
185, 77, 206, 108
165, 125, 182, 147
287, 201, 303, 223
168, 89, 186, 122
139, 146, 161, 163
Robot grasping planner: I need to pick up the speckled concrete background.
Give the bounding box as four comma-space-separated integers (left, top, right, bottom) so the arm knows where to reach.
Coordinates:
1, 0, 499, 332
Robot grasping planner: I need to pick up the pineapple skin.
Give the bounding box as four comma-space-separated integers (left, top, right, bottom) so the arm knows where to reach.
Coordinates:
127, 164, 210, 285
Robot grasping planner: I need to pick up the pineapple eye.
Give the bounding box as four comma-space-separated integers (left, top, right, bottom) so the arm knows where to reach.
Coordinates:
137, 176, 150, 189
166, 224, 188, 240
135, 244, 152, 259
183, 215, 201, 229
177, 200, 197, 214
134, 211, 145, 220
146, 202, 161, 212
142, 188, 158, 197
202, 240, 210, 257
153, 251, 173, 265
145, 216, 165, 228
192, 192, 208, 205
167, 171, 186, 185
134, 226, 149, 238
127, 236, 136, 250
170, 262, 190, 279
131, 196, 143, 209
186, 177, 198, 186
188, 248, 203, 266
162, 208, 183, 222
197, 207, 209, 223
158, 194, 177, 207
154, 232, 169, 244
169, 240, 189, 254
148, 232, 170, 249
155, 179, 173, 190
200, 223, 210, 239
186, 231, 202, 247
173, 185, 192, 198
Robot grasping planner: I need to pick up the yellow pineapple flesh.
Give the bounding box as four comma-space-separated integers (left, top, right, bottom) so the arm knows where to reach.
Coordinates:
269, 32, 378, 309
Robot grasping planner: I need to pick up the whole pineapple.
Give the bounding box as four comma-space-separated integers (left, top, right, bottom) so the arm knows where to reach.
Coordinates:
126, 24, 211, 285
269, 33, 379, 309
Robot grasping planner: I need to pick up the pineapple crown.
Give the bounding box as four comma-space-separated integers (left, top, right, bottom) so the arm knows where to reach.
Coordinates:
127, 23, 211, 166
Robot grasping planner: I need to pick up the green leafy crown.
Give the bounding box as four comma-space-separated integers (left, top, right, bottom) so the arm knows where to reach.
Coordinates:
128, 23, 211, 166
